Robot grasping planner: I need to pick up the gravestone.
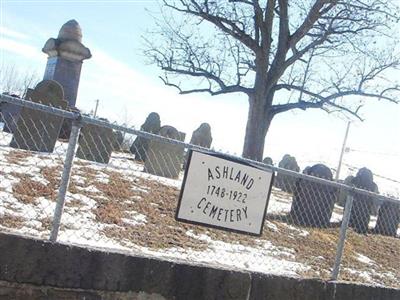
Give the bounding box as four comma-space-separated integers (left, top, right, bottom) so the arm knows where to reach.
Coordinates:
76, 123, 117, 164
144, 125, 185, 179
42, 20, 91, 139
336, 175, 355, 207
262, 157, 273, 165
0, 94, 22, 133
302, 166, 311, 174
274, 154, 300, 193
9, 80, 67, 153
130, 112, 161, 162
374, 201, 400, 237
114, 130, 124, 152
178, 131, 186, 143
189, 123, 212, 148
349, 168, 378, 234
290, 164, 337, 227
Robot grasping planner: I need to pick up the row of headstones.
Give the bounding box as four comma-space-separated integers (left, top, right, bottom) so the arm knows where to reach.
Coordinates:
0, 80, 118, 164
0, 81, 214, 174
263, 154, 400, 237
129, 112, 213, 179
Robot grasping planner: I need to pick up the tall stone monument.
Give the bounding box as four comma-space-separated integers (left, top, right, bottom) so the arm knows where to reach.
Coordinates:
42, 20, 91, 108
42, 19, 91, 138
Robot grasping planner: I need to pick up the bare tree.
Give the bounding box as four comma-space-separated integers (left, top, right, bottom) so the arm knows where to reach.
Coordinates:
0, 62, 39, 97
145, 0, 400, 161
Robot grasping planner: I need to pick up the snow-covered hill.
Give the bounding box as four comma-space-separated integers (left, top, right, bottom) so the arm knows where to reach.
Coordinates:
0, 130, 399, 289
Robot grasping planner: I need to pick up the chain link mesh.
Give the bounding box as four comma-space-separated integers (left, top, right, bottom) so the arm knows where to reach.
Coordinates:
0, 95, 399, 289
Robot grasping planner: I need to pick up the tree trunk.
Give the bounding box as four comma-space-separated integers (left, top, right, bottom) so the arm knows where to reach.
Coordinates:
242, 95, 272, 161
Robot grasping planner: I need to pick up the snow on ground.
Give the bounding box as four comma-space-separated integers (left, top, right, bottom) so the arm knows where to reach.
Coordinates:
0, 129, 399, 288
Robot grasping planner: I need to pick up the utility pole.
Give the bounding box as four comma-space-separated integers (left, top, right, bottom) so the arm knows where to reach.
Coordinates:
335, 121, 351, 181
93, 99, 99, 118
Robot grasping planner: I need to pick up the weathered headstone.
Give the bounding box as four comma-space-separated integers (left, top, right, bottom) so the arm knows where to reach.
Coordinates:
336, 175, 355, 207
178, 131, 186, 143
349, 167, 378, 234
9, 80, 67, 153
302, 166, 311, 174
290, 164, 337, 227
130, 112, 161, 162
144, 125, 185, 179
274, 154, 300, 193
189, 123, 212, 148
0, 94, 22, 133
76, 123, 117, 164
114, 130, 124, 152
262, 157, 273, 165
374, 201, 400, 237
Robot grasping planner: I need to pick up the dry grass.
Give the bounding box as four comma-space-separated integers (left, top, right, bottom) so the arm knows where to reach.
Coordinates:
11, 166, 62, 203
96, 174, 400, 288
74, 159, 91, 167
93, 171, 140, 225
67, 198, 85, 208
39, 216, 52, 231
0, 213, 25, 229
94, 200, 126, 225
12, 174, 55, 204
40, 166, 62, 191
339, 231, 400, 287
4, 150, 32, 165
3, 149, 399, 288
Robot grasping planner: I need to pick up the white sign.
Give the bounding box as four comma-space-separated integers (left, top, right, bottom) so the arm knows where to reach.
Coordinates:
176, 150, 274, 235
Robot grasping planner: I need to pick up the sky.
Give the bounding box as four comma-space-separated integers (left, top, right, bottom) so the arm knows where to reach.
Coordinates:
0, 0, 399, 194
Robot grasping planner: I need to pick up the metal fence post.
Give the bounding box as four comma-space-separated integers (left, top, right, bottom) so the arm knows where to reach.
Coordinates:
331, 193, 354, 280
49, 120, 81, 242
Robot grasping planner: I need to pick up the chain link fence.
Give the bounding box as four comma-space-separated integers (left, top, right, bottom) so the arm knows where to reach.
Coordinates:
1, 93, 399, 289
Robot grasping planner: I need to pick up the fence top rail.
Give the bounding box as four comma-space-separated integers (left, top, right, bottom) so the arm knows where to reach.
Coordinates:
1, 93, 399, 204
1, 93, 78, 119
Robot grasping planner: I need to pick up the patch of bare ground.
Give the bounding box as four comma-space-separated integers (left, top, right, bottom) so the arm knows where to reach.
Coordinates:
40, 165, 62, 190
10, 166, 62, 203
12, 174, 55, 204
74, 166, 101, 187
4, 150, 32, 165
339, 231, 400, 287
96, 170, 136, 200
6, 157, 397, 287
97, 178, 400, 288
95, 173, 207, 250
0, 213, 24, 229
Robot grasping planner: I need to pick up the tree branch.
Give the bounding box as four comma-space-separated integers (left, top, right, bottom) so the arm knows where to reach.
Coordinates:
164, 0, 259, 51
